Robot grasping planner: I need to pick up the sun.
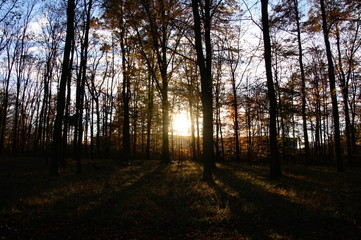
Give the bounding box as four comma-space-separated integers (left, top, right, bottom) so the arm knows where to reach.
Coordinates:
172, 111, 191, 136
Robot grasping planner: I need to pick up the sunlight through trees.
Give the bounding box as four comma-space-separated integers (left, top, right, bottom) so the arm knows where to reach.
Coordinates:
0, 0, 360, 178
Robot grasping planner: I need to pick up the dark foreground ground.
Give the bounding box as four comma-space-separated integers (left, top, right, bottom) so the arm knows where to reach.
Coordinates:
1, 156, 361, 240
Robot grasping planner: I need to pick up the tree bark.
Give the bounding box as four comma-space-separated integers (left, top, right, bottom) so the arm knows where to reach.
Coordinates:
261, 0, 281, 179
119, 0, 131, 162
146, 72, 154, 160
0, 44, 15, 153
73, 0, 92, 174
336, 23, 355, 165
141, 0, 171, 163
50, 0, 75, 176
320, 0, 344, 172
231, 70, 240, 162
192, 0, 214, 181
293, 0, 310, 165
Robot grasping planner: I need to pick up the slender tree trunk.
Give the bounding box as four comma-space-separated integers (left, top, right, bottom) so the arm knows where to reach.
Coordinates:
84, 98, 90, 158
189, 100, 196, 161
146, 73, 154, 160
261, 0, 281, 179
160, 1, 171, 164
133, 106, 138, 160
215, 98, 220, 162
320, 0, 343, 172
315, 97, 321, 157
62, 40, 75, 162
94, 97, 100, 158
107, 44, 116, 158
19, 73, 30, 153
0, 46, 15, 153
247, 106, 252, 161
215, 67, 221, 162
219, 111, 225, 159
231, 70, 240, 162
347, 25, 359, 159
246, 85, 253, 161
73, 0, 92, 174
196, 101, 201, 158
12, 57, 22, 155
119, 1, 131, 163
335, 25, 353, 165
294, 0, 310, 164
51, 0, 75, 176
90, 99, 94, 159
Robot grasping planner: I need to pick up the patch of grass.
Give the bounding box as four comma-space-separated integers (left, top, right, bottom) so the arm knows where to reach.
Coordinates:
1, 156, 361, 239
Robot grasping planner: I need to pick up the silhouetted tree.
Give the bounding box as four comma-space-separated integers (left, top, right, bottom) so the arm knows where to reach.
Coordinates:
320, 0, 343, 172
51, 0, 75, 176
261, 0, 281, 178
192, 0, 215, 181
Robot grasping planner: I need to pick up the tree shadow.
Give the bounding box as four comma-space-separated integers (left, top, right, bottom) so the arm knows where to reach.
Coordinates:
71, 161, 207, 239
1, 160, 169, 239
3, 158, 361, 240
210, 164, 361, 240
2, 161, 209, 239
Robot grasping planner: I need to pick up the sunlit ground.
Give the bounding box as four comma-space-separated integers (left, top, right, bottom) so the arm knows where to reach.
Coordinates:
1, 156, 361, 239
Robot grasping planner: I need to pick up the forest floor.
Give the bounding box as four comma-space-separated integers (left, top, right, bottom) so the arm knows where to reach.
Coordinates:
0, 156, 361, 240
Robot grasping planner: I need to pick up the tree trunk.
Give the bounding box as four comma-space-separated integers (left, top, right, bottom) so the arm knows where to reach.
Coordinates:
161, 89, 170, 163
189, 100, 196, 161
119, 0, 131, 163
51, 0, 75, 176
294, 0, 310, 165
132, 106, 138, 160
196, 101, 201, 158
73, 0, 92, 174
0, 46, 15, 153
192, 0, 214, 181
62, 41, 75, 163
336, 24, 354, 165
261, 0, 281, 179
231, 69, 240, 162
320, 0, 344, 172
146, 72, 154, 160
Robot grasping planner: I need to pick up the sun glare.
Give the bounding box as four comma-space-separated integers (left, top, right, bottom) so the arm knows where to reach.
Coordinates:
172, 111, 191, 136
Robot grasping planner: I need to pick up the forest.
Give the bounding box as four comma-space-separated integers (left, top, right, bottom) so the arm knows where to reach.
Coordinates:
0, 0, 361, 239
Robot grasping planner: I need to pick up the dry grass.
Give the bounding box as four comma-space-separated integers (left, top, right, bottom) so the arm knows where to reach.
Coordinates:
0, 156, 360, 239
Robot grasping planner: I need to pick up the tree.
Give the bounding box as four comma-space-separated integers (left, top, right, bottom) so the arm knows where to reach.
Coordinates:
261, 0, 281, 178
319, 0, 343, 172
145, 67, 155, 160
136, 0, 183, 163
119, 0, 131, 162
50, 0, 75, 176
191, 0, 215, 181
0, 0, 20, 54
72, 0, 93, 174
223, 27, 242, 162
0, 34, 16, 153
293, 0, 310, 164
12, 1, 36, 155
214, 49, 225, 163
34, 3, 63, 158
332, 0, 360, 165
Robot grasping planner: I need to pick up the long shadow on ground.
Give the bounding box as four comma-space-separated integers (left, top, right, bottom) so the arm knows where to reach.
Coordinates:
211, 163, 361, 240
2, 158, 361, 240
1, 159, 166, 239
2, 160, 213, 239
